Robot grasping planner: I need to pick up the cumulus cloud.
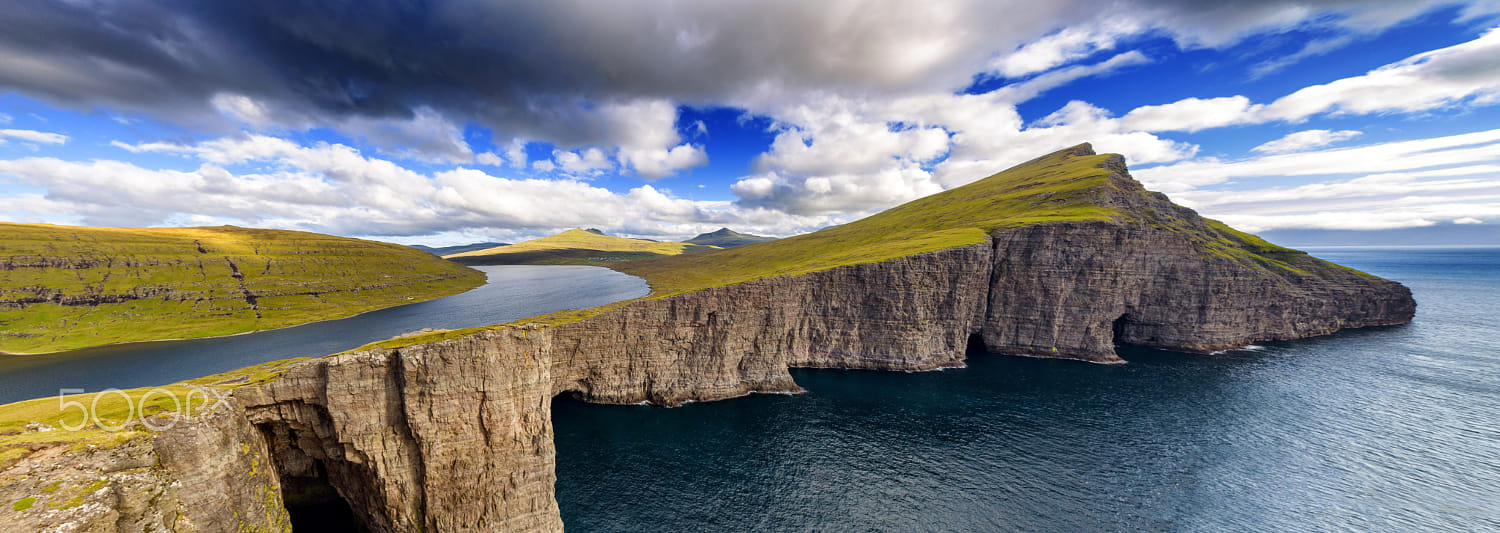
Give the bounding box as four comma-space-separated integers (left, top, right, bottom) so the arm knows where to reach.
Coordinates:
553, 147, 613, 176
1252, 129, 1363, 154
3, 0, 1499, 235
1, 134, 836, 240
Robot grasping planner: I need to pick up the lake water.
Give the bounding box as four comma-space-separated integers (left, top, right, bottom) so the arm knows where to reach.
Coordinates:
0, 265, 648, 405
553, 247, 1500, 532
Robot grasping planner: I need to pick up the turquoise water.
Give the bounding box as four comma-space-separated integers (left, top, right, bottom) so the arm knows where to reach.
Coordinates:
553, 248, 1500, 531
0, 265, 648, 404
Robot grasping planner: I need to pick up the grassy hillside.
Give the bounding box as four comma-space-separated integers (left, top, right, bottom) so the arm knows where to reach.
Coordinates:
619, 144, 1298, 298
616, 145, 1117, 297
684, 228, 777, 248
445, 228, 719, 265
0, 224, 485, 354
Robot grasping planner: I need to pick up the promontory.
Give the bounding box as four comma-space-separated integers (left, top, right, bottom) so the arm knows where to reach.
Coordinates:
0, 144, 1415, 531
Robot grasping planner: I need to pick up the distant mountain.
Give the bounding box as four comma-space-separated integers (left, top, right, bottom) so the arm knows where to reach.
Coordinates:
411, 242, 510, 256
444, 229, 718, 265
684, 228, 776, 248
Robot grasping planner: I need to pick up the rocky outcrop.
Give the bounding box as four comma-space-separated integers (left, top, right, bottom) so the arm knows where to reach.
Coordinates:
0, 399, 290, 532
237, 329, 560, 532
2, 147, 1415, 531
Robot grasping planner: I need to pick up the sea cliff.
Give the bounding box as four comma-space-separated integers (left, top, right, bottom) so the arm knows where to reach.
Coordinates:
0, 145, 1414, 531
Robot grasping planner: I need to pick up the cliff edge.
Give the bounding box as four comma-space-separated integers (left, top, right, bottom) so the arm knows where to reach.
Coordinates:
0, 144, 1414, 531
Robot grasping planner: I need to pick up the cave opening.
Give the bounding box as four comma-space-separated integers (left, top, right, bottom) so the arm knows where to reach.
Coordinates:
257, 422, 366, 532
1112, 313, 1134, 346
965, 332, 989, 355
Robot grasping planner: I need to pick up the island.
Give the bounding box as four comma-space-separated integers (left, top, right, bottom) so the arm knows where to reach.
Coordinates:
0, 144, 1414, 531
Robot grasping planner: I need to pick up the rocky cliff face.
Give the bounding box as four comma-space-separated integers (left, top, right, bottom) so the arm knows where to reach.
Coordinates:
2, 147, 1415, 531
0, 399, 290, 532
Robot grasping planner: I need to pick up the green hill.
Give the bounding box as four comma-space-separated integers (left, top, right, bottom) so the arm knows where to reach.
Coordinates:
0, 224, 485, 354
617, 143, 1294, 298
684, 228, 777, 248
445, 228, 719, 265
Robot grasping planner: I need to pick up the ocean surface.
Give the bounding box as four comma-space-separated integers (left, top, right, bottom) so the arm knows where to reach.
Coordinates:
553, 247, 1500, 532
0, 265, 648, 404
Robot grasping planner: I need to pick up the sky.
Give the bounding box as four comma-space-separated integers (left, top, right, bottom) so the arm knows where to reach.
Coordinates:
2, 0, 1500, 246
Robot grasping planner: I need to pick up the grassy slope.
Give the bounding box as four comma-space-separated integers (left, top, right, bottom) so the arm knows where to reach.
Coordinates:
0, 224, 485, 353
617, 145, 1122, 297
444, 228, 719, 265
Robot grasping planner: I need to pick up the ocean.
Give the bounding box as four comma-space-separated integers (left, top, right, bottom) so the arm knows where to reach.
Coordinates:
552, 247, 1500, 531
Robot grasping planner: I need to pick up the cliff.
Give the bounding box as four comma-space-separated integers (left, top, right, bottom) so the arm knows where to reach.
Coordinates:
0, 144, 1414, 531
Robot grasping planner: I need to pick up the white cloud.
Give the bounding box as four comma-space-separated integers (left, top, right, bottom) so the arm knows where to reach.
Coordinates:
475, 152, 504, 166
1118, 96, 1263, 133
505, 139, 529, 169
210, 93, 276, 128
553, 147, 613, 175
0, 133, 836, 240
620, 143, 708, 179
1455, 216, 1484, 224
1252, 130, 1363, 154
989, 19, 1146, 78
0, 129, 69, 145
1136, 128, 1500, 193
1140, 130, 1500, 232
1263, 26, 1500, 121
0, 113, 10, 124
992, 51, 1151, 104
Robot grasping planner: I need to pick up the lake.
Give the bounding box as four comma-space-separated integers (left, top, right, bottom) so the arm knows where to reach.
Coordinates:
0, 265, 649, 405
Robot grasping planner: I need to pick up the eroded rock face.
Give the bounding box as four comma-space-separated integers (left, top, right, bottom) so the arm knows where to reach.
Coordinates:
549, 242, 995, 406
984, 221, 1414, 361
0, 399, 290, 532
237, 328, 560, 532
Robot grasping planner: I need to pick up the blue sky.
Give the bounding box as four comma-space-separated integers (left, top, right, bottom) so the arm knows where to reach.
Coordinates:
1, 0, 1499, 245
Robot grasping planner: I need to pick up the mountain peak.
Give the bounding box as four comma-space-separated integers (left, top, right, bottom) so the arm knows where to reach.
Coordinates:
685, 228, 775, 248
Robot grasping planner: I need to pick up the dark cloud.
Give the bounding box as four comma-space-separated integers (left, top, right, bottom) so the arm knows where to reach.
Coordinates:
0, 0, 1481, 153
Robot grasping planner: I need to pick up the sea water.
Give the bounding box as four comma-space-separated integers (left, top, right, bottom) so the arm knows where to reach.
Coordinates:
553, 247, 1500, 531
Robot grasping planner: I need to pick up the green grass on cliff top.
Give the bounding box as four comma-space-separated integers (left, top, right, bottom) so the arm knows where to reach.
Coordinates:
0, 224, 485, 354
444, 228, 719, 265
617, 144, 1121, 298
